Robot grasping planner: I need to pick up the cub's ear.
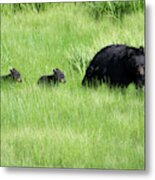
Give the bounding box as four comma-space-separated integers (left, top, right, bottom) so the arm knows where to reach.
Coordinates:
10, 68, 16, 73
53, 69, 56, 73
55, 68, 59, 70
10, 69, 13, 73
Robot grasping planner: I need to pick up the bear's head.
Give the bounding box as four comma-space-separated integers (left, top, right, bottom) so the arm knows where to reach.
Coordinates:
53, 68, 66, 83
10, 68, 22, 83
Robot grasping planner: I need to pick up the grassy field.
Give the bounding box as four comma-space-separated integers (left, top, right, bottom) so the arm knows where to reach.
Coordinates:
1, 2, 144, 169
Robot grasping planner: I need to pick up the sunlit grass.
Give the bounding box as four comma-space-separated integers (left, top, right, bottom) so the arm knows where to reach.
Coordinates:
1, 2, 144, 169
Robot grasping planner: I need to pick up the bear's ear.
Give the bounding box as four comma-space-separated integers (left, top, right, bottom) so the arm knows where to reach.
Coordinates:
10, 69, 14, 74
139, 46, 144, 54
10, 68, 16, 72
53, 69, 56, 74
127, 49, 134, 58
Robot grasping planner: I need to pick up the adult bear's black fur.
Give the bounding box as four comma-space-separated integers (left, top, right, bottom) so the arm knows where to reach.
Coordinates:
82, 44, 145, 89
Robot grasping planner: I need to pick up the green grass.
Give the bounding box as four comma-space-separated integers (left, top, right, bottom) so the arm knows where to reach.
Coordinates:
1, 2, 144, 169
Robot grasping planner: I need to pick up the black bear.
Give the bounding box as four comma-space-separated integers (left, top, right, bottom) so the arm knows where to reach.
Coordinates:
82, 44, 145, 89
37, 68, 66, 85
0, 68, 22, 83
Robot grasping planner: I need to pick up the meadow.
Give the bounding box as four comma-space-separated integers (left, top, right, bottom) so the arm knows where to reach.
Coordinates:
1, 1, 144, 169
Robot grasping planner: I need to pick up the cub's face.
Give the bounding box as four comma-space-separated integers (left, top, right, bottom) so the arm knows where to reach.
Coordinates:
10, 68, 22, 82
53, 68, 66, 83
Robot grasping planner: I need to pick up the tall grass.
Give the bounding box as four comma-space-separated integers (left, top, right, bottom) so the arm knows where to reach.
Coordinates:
83, 0, 144, 19
1, 1, 144, 169
1, 0, 144, 19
